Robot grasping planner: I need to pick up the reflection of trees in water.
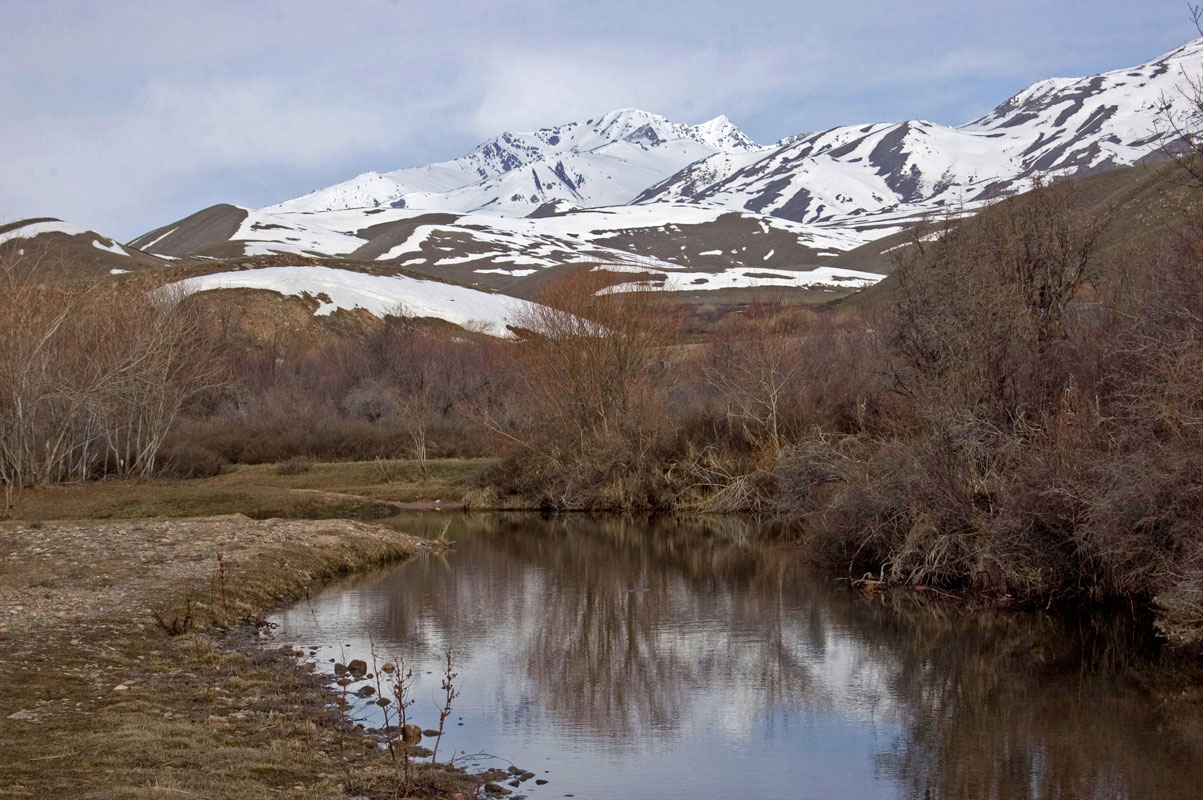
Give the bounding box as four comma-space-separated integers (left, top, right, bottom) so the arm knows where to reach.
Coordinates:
324, 513, 1203, 797
356, 513, 829, 737
858, 599, 1203, 799
518, 515, 824, 735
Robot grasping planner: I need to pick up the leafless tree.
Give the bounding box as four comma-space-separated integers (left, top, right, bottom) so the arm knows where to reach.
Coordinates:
702, 304, 805, 455
0, 252, 225, 512
1151, 5, 1203, 183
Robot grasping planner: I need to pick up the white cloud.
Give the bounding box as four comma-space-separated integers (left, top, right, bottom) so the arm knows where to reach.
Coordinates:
465, 41, 801, 137
133, 77, 393, 168
0, 75, 415, 235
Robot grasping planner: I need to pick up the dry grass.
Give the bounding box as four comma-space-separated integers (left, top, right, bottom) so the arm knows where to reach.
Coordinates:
5, 458, 495, 522
0, 515, 474, 799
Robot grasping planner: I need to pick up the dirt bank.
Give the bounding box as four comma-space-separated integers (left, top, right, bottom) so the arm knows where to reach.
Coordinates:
0, 515, 473, 799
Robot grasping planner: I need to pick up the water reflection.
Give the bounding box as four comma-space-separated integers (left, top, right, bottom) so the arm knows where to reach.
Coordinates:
275, 513, 1203, 800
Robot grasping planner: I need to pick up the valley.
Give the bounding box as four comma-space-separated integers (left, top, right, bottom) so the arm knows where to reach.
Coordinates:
7, 25, 1203, 800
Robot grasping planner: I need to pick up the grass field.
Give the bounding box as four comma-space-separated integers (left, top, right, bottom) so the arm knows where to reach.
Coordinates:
6, 458, 495, 521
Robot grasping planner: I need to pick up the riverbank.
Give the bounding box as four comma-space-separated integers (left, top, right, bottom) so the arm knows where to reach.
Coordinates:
5, 457, 495, 521
0, 514, 476, 799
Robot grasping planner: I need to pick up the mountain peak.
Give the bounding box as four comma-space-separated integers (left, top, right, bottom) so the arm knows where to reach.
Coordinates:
597, 106, 661, 120
265, 106, 757, 215
263, 37, 1202, 221
687, 114, 759, 151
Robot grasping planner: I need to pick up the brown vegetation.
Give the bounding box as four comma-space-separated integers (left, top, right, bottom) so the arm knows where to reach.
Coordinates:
481, 268, 683, 509
0, 254, 223, 511
160, 306, 508, 475
781, 183, 1203, 644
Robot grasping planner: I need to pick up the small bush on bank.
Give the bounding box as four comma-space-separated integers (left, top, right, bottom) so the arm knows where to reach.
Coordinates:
155, 440, 228, 479
275, 455, 312, 476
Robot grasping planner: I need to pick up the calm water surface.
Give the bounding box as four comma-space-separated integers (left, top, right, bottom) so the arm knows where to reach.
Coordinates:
272, 513, 1203, 799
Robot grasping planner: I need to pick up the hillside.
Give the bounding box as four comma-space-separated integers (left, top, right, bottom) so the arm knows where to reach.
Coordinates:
829, 156, 1203, 312
0, 218, 165, 277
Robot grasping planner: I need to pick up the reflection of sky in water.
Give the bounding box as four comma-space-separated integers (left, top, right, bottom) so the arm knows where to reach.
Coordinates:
272, 513, 1203, 800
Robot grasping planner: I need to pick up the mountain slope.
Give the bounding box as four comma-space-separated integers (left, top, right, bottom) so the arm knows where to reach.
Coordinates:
129, 202, 876, 296
637, 38, 1203, 224
0, 218, 164, 276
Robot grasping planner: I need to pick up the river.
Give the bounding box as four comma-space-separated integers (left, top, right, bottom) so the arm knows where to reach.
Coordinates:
272, 512, 1203, 799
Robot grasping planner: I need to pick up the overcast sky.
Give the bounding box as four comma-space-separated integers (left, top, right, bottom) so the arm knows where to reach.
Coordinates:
0, 0, 1194, 239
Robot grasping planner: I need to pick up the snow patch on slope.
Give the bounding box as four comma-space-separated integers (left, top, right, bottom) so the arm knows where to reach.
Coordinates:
231, 209, 367, 256
169, 266, 541, 337
92, 238, 128, 256
0, 220, 90, 245
597, 263, 885, 292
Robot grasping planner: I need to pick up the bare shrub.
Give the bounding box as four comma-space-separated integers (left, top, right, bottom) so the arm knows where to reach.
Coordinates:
151, 599, 194, 636
513, 267, 677, 442
487, 266, 682, 509
682, 301, 891, 512
156, 440, 227, 479
1152, 6, 1203, 185
342, 378, 399, 422
179, 306, 508, 467
702, 304, 808, 454
275, 455, 312, 476
1077, 211, 1203, 638
889, 180, 1107, 426
780, 181, 1114, 597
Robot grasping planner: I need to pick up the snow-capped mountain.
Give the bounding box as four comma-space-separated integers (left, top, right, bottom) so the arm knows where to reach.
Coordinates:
253, 37, 1203, 242
128, 36, 1203, 308
637, 38, 1203, 223
266, 108, 762, 217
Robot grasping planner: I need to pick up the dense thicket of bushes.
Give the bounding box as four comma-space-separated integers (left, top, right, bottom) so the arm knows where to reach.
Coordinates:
163, 314, 512, 475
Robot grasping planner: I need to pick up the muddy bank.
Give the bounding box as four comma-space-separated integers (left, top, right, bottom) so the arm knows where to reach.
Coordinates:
0, 514, 473, 799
